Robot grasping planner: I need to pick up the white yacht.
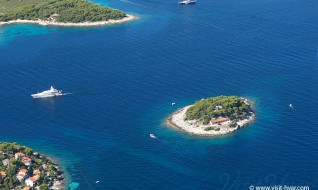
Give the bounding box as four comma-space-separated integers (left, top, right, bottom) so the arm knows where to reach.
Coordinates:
31, 86, 63, 98
179, 0, 196, 5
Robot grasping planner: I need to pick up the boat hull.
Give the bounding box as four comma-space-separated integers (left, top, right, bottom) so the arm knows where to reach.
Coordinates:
179, 1, 196, 4
31, 94, 62, 99
31, 86, 63, 99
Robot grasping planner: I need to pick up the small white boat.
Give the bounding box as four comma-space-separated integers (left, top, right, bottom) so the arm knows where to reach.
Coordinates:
31, 86, 63, 98
179, 0, 196, 5
96, 180, 100, 183
172, 102, 176, 106
149, 134, 156, 139
289, 104, 293, 108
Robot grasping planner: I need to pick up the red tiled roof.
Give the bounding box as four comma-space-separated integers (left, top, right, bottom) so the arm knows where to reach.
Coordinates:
211, 117, 229, 123
15, 152, 25, 157
22, 157, 31, 162
1, 171, 6, 177
28, 177, 37, 182
19, 169, 28, 173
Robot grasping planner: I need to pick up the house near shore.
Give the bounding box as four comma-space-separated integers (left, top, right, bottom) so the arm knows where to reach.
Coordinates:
17, 169, 28, 181
210, 117, 229, 125
1, 171, 6, 178
25, 175, 40, 187
15, 152, 26, 159
25, 177, 36, 187
22, 157, 32, 166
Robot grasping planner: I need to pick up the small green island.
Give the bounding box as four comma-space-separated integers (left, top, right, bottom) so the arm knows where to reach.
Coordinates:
166, 96, 255, 136
0, 142, 64, 190
0, 0, 136, 27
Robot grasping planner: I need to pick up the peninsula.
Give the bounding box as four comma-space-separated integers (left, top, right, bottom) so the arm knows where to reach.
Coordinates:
0, 0, 137, 27
166, 96, 255, 136
0, 142, 64, 190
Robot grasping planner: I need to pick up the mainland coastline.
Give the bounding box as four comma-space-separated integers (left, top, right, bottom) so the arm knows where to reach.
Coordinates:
0, 14, 137, 27
0, 142, 65, 190
165, 96, 256, 137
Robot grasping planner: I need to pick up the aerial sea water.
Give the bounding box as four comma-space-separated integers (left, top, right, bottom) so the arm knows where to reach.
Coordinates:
1, 0, 318, 189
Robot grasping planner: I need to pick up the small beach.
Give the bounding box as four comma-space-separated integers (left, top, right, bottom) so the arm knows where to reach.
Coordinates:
166, 105, 255, 137
0, 14, 137, 27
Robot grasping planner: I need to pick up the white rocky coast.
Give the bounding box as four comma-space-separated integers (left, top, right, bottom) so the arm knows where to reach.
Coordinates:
0, 14, 137, 27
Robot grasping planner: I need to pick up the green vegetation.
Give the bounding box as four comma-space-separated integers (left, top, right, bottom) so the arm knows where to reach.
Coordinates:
0, 0, 126, 23
40, 184, 49, 190
0, 142, 64, 190
204, 127, 214, 131
204, 127, 220, 131
229, 121, 237, 128
0, 0, 44, 14
185, 96, 254, 125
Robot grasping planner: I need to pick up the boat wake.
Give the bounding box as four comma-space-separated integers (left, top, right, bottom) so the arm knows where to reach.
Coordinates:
61, 92, 72, 96
119, 0, 143, 6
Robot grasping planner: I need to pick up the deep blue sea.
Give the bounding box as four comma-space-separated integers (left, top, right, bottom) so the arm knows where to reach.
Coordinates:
1, 0, 318, 189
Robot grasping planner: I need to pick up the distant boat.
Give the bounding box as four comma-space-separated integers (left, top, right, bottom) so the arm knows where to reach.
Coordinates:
172, 102, 176, 106
149, 134, 156, 139
179, 0, 196, 5
31, 86, 63, 98
289, 104, 293, 108
96, 180, 100, 183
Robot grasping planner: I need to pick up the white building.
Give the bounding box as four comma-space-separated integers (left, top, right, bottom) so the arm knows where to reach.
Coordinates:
22, 157, 32, 166
25, 175, 39, 187
25, 177, 36, 187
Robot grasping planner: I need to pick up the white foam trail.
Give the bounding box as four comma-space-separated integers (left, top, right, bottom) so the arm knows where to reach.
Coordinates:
62, 93, 72, 96
120, 0, 142, 6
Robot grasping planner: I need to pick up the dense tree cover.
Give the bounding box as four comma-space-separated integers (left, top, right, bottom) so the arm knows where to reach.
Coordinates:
185, 96, 254, 125
0, 0, 44, 14
0, 142, 63, 190
40, 183, 49, 190
0, 142, 33, 156
0, 0, 127, 23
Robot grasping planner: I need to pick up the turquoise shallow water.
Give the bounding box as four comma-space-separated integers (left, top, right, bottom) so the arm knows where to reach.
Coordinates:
1, 0, 318, 189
